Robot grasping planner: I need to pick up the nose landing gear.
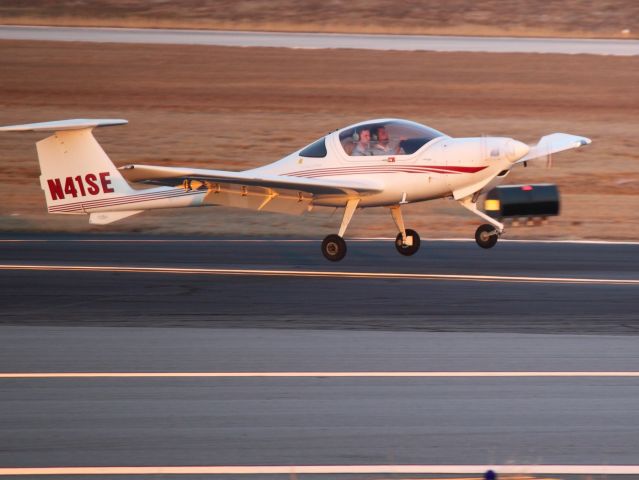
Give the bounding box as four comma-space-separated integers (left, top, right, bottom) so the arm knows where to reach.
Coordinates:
458, 195, 504, 249
475, 224, 499, 249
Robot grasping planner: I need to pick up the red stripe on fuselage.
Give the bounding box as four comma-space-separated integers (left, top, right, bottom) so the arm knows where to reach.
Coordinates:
283, 165, 487, 177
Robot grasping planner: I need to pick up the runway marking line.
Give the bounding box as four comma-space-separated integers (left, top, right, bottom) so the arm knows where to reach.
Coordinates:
2, 371, 639, 378
0, 465, 638, 476
373, 478, 560, 480
365, 477, 557, 480
1, 238, 638, 245
1, 264, 638, 285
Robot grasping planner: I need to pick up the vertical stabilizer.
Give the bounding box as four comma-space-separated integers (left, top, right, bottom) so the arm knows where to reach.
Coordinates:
0, 119, 134, 215
36, 128, 135, 214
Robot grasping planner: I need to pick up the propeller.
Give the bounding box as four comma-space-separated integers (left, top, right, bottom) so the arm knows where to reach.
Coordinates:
516, 133, 590, 166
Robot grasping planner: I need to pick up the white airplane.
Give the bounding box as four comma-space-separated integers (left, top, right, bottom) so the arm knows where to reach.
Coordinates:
1, 118, 590, 261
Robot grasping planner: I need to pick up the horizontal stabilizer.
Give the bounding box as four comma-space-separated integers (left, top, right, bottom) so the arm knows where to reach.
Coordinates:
518, 133, 591, 163
0, 119, 127, 132
89, 210, 143, 225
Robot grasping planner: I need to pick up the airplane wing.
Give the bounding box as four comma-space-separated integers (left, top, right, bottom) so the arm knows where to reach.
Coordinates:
119, 164, 383, 196
119, 164, 383, 215
516, 133, 591, 163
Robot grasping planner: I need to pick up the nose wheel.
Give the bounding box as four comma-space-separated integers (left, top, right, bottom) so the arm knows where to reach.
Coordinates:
321, 234, 347, 261
395, 229, 421, 256
475, 224, 499, 249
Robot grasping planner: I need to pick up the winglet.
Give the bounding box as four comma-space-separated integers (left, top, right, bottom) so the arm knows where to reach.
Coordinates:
0, 118, 128, 132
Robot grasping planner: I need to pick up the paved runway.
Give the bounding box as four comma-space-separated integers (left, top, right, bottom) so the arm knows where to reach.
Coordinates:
1, 25, 638, 55
1, 236, 638, 478
1, 326, 639, 477
1, 237, 638, 333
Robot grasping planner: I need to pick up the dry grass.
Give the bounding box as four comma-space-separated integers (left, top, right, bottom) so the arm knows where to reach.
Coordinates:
0, 40, 638, 239
0, 0, 638, 39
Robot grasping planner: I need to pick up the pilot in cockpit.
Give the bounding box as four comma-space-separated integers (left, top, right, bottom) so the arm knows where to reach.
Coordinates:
351, 127, 372, 156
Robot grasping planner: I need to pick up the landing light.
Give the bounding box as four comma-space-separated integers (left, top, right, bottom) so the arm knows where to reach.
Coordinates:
484, 199, 501, 211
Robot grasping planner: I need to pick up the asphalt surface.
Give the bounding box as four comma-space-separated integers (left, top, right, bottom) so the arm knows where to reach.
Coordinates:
1, 26, 638, 55
1, 237, 638, 333
1, 326, 639, 473
1, 237, 638, 478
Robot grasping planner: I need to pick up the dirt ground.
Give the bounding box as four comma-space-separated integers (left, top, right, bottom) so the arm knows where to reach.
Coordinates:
0, 40, 637, 240
1, 0, 638, 39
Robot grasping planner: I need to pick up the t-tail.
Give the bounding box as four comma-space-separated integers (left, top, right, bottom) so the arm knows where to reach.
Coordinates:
0, 119, 205, 224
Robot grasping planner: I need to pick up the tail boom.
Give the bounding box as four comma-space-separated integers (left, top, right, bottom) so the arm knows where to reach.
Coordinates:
47, 185, 207, 215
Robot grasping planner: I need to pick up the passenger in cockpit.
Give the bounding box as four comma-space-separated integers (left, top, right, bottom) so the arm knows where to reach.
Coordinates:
371, 125, 404, 155
351, 127, 372, 156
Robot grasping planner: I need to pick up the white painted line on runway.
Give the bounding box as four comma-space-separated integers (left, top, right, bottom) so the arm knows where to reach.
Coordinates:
1, 464, 639, 476
0, 239, 317, 243
2, 371, 639, 378
353, 238, 639, 246
1, 238, 639, 245
1, 264, 638, 285
435, 238, 639, 246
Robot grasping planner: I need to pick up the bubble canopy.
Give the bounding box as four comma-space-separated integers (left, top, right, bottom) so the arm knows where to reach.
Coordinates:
338, 119, 447, 156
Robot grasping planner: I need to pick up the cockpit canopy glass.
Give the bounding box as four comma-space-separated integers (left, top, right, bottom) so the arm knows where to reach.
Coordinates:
299, 137, 327, 158
339, 120, 445, 157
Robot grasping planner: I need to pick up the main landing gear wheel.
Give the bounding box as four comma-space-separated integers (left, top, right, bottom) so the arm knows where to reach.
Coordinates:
321, 234, 347, 262
475, 224, 499, 249
395, 229, 421, 256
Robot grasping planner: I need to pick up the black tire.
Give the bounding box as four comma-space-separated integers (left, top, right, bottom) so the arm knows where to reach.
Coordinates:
321, 234, 347, 261
475, 224, 499, 249
395, 229, 421, 256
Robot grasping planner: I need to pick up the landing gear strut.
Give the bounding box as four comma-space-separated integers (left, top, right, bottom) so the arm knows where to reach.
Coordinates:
321, 198, 359, 262
390, 205, 420, 256
320, 200, 423, 261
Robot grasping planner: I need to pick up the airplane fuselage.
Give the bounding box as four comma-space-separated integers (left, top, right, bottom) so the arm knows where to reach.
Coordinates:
250, 134, 524, 208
